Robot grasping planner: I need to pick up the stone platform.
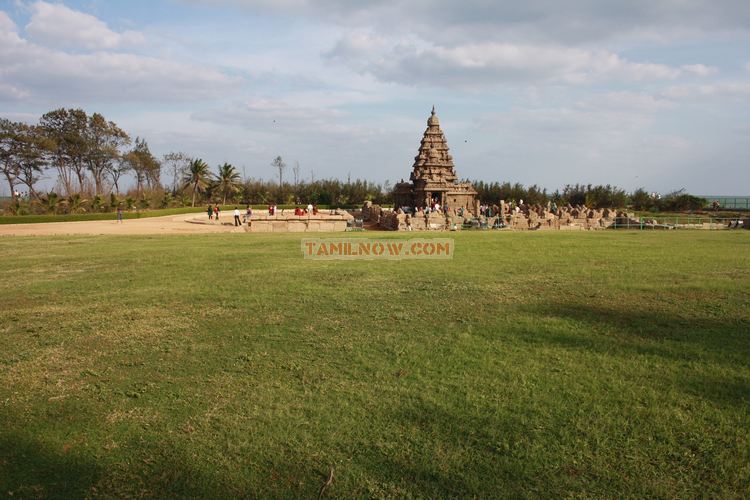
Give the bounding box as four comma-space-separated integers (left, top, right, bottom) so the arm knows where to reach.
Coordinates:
247, 211, 353, 232
186, 210, 354, 232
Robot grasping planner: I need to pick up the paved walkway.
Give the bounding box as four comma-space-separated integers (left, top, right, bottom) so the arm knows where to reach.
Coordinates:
0, 213, 244, 236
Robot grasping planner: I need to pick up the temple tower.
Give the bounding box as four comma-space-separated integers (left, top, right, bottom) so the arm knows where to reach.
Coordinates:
410, 106, 458, 186
394, 107, 477, 213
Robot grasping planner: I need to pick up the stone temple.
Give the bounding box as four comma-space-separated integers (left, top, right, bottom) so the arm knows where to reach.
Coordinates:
393, 107, 478, 214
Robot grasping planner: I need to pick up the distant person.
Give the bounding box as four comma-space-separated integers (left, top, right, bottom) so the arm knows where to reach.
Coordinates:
207, 205, 213, 220
233, 207, 241, 226
117, 205, 123, 223
214, 205, 220, 220
307, 203, 313, 214
245, 205, 252, 223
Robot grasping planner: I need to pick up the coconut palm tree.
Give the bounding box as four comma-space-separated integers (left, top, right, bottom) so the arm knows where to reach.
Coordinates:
215, 162, 242, 205
183, 158, 211, 207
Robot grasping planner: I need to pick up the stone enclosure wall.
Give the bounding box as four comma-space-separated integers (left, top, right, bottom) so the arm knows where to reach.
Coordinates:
365, 201, 632, 231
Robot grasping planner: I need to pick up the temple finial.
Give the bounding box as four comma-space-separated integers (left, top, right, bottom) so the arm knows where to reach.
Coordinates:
431, 105, 435, 115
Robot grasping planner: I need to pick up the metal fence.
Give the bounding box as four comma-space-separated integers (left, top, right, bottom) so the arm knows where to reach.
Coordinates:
701, 196, 750, 210
613, 217, 747, 230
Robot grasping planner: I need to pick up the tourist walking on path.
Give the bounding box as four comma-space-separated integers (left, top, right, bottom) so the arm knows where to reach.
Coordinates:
233, 207, 241, 226
117, 206, 123, 223
207, 205, 213, 220
214, 205, 220, 221
245, 205, 252, 224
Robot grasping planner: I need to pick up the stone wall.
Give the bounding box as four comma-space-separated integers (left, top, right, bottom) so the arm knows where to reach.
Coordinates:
246, 210, 353, 232
374, 202, 632, 231
361, 201, 384, 223
379, 210, 464, 231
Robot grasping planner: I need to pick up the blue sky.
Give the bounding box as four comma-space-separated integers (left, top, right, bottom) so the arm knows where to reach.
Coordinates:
1, 0, 749, 194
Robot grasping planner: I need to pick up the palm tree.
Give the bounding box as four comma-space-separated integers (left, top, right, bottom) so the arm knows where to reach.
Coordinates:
183, 158, 211, 207
215, 162, 242, 205
42, 191, 59, 214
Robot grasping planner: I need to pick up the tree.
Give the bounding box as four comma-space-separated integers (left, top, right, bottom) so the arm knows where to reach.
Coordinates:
629, 188, 654, 211
41, 191, 59, 214
0, 118, 20, 201
162, 152, 192, 194
215, 162, 242, 205
15, 124, 52, 200
123, 138, 160, 195
293, 161, 300, 186
39, 108, 89, 195
0, 120, 51, 201
659, 189, 706, 212
85, 113, 130, 195
271, 155, 286, 187
109, 158, 129, 194
183, 158, 211, 207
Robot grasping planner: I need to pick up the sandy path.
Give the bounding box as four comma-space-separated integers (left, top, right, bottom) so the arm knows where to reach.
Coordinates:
0, 213, 246, 236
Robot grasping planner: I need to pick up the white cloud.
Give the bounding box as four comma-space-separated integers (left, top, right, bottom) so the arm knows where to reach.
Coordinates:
660, 82, 750, 101
181, 0, 750, 44
0, 10, 241, 103
192, 99, 390, 139
325, 35, 716, 88
26, 1, 145, 49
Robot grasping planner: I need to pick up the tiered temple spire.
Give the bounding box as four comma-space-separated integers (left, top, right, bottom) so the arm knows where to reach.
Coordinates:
393, 107, 478, 213
410, 106, 457, 184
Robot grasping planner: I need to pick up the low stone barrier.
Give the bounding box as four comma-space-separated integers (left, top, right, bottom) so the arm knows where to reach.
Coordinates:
247, 211, 353, 233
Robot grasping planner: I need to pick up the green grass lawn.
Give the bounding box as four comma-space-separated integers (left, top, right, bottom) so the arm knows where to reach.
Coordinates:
1, 231, 748, 497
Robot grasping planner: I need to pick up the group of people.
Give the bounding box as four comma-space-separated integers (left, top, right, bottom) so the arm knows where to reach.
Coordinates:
205, 202, 329, 227
428, 197, 444, 214
293, 204, 318, 216
206, 204, 221, 220
398, 202, 446, 215
208, 204, 253, 226
269, 203, 319, 216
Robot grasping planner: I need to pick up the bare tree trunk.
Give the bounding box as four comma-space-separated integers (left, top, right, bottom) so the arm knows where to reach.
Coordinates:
74, 165, 86, 193
57, 159, 73, 196
192, 185, 197, 207
94, 175, 102, 196
4, 172, 15, 201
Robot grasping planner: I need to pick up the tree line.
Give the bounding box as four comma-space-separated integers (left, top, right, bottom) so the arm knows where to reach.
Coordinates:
1, 108, 161, 201
2, 108, 709, 215
473, 181, 707, 212
1, 109, 395, 215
